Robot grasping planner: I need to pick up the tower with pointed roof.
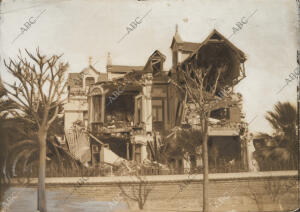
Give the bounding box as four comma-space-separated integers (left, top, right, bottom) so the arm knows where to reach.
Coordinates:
106, 52, 144, 81
170, 24, 201, 69
170, 24, 182, 68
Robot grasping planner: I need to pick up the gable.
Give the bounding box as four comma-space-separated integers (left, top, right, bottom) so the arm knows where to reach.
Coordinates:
203, 30, 246, 61
210, 32, 222, 40
81, 66, 100, 77
143, 50, 166, 74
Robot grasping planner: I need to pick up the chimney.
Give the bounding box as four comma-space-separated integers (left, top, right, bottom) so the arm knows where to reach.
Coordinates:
107, 52, 112, 80
89, 56, 93, 66
107, 52, 112, 66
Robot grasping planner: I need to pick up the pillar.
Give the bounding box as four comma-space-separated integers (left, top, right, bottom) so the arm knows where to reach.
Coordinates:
141, 144, 147, 162
126, 142, 130, 160
132, 143, 136, 161
142, 73, 153, 133
88, 96, 94, 128
101, 94, 105, 122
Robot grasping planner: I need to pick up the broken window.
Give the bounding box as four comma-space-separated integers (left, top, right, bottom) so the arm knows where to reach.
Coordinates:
210, 108, 229, 120
105, 94, 135, 128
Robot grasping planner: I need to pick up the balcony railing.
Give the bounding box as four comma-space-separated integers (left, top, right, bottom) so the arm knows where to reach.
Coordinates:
190, 120, 240, 136
208, 120, 240, 136
69, 87, 87, 96
91, 121, 133, 134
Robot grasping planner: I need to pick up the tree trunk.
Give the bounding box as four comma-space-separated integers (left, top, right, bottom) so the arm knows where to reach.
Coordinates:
38, 129, 47, 212
138, 201, 143, 210
0, 134, 9, 209
202, 118, 209, 212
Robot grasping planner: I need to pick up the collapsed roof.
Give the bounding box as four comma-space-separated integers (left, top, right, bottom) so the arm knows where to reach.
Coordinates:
178, 29, 247, 90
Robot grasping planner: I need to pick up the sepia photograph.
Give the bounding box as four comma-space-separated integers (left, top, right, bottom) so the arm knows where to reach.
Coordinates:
0, 0, 299, 211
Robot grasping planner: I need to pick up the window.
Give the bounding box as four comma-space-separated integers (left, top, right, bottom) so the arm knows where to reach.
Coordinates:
210, 108, 229, 120
172, 50, 178, 67
135, 144, 142, 163
83, 111, 88, 128
92, 95, 102, 122
137, 98, 142, 124
85, 77, 95, 87
92, 145, 99, 152
175, 102, 182, 124
152, 99, 163, 122
92, 144, 100, 164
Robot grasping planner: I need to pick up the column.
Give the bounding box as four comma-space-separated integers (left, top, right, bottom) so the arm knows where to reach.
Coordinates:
142, 73, 152, 133
101, 94, 105, 122
141, 144, 147, 162
88, 96, 93, 128
132, 143, 136, 161
126, 142, 129, 160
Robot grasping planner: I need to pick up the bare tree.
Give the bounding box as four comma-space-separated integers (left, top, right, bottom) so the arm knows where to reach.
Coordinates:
175, 63, 239, 212
115, 163, 152, 210
247, 179, 297, 211
3, 48, 68, 212
118, 174, 152, 210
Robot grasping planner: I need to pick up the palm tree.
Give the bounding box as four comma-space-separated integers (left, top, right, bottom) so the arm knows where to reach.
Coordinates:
0, 80, 21, 209
4, 103, 81, 180
265, 101, 297, 167
0, 78, 81, 210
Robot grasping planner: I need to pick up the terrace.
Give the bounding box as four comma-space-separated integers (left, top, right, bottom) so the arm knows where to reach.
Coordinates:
88, 83, 141, 136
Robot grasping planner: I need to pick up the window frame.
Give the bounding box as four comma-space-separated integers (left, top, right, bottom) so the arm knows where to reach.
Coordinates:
152, 98, 164, 123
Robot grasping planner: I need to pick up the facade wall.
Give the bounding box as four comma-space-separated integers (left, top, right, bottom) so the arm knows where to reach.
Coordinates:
82, 69, 100, 88
65, 111, 84, 131
64, 97, 88, 130
178, 51, 190, 63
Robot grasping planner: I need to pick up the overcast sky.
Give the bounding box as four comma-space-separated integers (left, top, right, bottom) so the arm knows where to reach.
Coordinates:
0, 0, 298, 134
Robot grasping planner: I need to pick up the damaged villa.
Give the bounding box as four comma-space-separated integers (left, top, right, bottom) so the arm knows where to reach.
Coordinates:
63, 28, 251, 174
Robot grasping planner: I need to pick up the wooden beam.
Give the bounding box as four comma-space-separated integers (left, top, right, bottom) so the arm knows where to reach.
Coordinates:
87, 131, 104, 145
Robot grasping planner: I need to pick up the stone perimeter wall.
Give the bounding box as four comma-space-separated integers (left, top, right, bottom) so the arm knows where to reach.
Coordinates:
14, 171, 299, 212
